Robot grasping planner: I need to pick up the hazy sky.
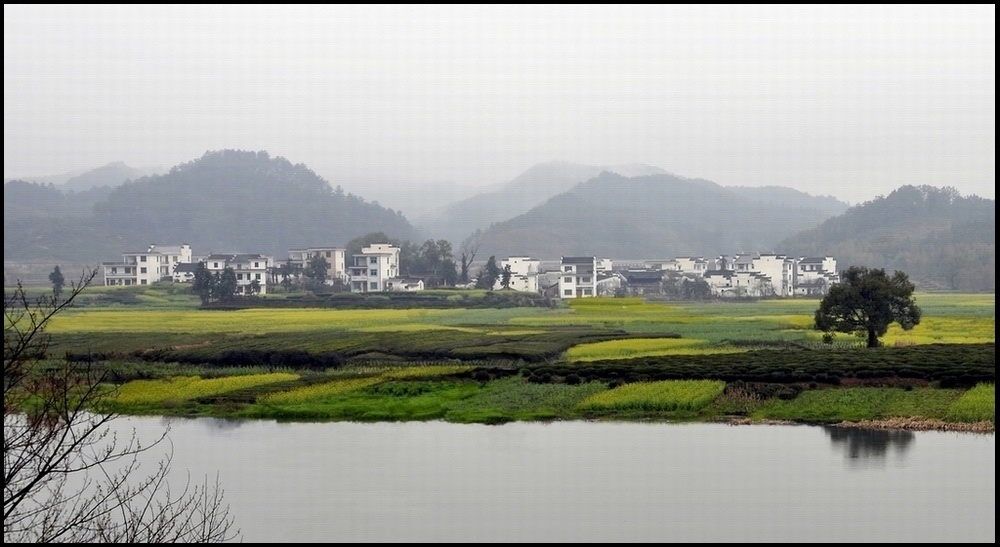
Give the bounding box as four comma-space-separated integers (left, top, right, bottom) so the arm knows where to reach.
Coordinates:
4, 4, 995, 204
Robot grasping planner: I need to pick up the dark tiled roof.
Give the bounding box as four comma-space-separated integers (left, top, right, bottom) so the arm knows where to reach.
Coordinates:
624, 270, 664, 282
561, 256, 596, 264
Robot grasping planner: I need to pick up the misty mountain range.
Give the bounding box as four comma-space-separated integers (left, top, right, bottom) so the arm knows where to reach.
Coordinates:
3, 149, 994, 291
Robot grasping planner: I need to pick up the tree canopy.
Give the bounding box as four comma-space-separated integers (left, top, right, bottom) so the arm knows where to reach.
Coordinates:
814, 266, 922, 348
475, 256, 502, 290
304, 253, 330, 288
48, 265, 65, 297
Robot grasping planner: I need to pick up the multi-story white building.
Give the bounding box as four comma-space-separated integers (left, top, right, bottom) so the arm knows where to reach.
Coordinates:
794, 256, 840, 296
558, 256, 597, 298
287, 247, 348, 284
103, 243, 192, 287
202, 253, 273, 295
495, 256, 541, 292
751, 253, 797, 297
349, 243, 401, 292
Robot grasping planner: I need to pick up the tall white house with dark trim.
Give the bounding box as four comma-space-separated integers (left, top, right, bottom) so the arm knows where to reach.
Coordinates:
559, 256, 597, 298
751, 253, 797, 297
349, 243, 401, 292
103, 243, 192, 286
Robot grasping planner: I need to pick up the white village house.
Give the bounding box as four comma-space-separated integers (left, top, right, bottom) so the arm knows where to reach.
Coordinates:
103, 244, 193, 287
201, 253, 273, 295
286, 246, 348, 285
493, 256, 542, 292
349, 243, 401, 292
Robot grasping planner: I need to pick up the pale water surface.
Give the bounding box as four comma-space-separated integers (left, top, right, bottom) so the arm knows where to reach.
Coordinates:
119, 418, 994, 543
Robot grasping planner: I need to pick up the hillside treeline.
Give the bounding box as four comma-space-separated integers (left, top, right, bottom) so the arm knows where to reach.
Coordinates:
779, 185, 994, 291
4, 149, 418, 262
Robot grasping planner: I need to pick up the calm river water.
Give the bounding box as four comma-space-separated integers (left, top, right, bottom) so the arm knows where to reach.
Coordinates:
119, 417, 994, 543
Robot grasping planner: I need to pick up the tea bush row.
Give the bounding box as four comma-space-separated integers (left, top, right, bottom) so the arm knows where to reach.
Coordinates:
513, 343, 994, 388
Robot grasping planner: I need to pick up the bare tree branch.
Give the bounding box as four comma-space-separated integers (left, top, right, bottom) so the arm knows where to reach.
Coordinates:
4, 269, 240, 543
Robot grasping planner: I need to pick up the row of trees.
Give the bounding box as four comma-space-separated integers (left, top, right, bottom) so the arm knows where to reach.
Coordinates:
192, 263, 260, 303
270, 254, 342, 292
263, 233, 480, 293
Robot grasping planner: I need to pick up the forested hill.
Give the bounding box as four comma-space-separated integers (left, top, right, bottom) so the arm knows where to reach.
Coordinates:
468, 171, 847, 262
4, 150, 418, 263
777, 185, 995, 292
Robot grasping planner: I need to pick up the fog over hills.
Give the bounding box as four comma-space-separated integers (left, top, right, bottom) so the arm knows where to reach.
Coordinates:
4, 152, 992, 292
3, 162, 161, 190
467, 170, 849, 262
3, 150, 418, 266
412, 161, 670, 243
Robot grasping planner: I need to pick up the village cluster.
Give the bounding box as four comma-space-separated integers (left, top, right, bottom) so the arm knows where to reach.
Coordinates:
101, 243, 840, 299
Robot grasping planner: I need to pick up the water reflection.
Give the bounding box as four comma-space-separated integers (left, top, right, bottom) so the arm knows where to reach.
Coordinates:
823, 425, 915, 467
113, 418, 993, 542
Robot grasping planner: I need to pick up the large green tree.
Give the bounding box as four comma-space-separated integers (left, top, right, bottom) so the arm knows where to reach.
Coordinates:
304, 254, 330, 289
814, 266, 922, 348
499, 264, 513, 289
475, 256, 502, 290
214, 267, 238, 302
192, 262, 214, 304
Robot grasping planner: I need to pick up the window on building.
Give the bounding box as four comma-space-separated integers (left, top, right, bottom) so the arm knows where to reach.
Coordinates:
370, 269, 378, 276
564, 266, 572, 272
581, 276, 591, 283
370, 257, 378, 264
140, 280, 147, 285
369, 282, 378, 290
255, 273, 261, 280
140, 267, 147, 274
140, 256, 147, 262
564, 289, 573, 296
564, 277, 572, 283
237, 273, 244, 280
583, 288, 592, 295
325, 251, 331, 257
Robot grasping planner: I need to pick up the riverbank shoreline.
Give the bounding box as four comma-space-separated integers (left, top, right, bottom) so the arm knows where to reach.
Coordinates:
724, 416, 995, 433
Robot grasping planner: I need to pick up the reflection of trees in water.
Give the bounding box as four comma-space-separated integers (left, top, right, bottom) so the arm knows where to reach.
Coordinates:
199, 417, 248, 432
824, 426, 915, 464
